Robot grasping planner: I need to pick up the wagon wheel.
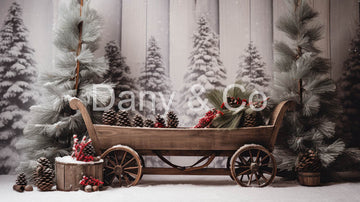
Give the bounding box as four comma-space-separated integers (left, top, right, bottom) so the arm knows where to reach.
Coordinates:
101, 145, 142, 187
230, 144, 277, 187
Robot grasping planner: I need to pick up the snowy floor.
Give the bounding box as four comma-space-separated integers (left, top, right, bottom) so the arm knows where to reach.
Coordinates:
1, 175, 360, 202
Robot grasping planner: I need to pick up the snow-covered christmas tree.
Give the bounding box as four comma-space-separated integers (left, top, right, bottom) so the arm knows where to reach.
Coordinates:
0, 2, 37, 174
337, 25, 360, 147
272, 0, 344, 170
138, 36, 172, 116
16, 0, 112, 175
104, 40, 137, 112
236, 41, 270, 91
179, 16, 226, 126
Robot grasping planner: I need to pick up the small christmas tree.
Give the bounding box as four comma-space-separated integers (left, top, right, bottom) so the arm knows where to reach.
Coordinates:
179, 16, 226, 126
236, 41, 270, 91
104, 41, 137, 111
337, 25, 360, 147
16, 0, 112, 175
0, 2, 37, 174
272, 0, 344, 170
138, 36, 172, 116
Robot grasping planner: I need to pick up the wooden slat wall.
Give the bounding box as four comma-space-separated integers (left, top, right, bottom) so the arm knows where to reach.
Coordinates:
330, 0, 359, 80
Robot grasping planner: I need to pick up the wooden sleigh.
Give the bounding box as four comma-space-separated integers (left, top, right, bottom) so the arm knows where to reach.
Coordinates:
69, 98, 294, 187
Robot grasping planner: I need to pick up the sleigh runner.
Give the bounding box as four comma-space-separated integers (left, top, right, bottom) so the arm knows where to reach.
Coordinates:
69, 98, 294, 187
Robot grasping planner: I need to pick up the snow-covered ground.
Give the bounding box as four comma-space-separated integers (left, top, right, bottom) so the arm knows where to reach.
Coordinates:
1, 175, 360, 202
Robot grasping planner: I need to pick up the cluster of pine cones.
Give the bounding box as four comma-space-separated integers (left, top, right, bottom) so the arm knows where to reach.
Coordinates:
102, 109, 179, 128
33, 157, 55, 191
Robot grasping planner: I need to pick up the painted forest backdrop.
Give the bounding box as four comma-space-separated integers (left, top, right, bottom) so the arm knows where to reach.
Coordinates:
0, 0, 359, 174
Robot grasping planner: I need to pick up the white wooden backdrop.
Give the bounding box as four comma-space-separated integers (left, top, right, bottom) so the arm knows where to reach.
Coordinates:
0, 0, 357, 86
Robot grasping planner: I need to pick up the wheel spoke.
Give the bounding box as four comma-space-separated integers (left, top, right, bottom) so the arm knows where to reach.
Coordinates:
239, 155, 247, 165
104, 174, 115, 185
120, 151, 127, 166
105, 165, 115, 170
259, 172, 268, 181
249, 150, 253, 163
260, 154, 269, 163
124, 171, 138, 178
237, 168, 251, 176
108, 159, 116, 167
256, 150, 260, 163
123, 174, 131, 186
123, 157, 135, 167
124, 166, 139, 170
255, 173, 260, 185
114, 151, 119, 165
247, 173, 253, 186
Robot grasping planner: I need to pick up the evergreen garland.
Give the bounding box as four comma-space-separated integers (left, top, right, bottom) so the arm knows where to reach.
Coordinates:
0, 2, 37, 174
272, 0, 344, 169
16, 0, 112, 175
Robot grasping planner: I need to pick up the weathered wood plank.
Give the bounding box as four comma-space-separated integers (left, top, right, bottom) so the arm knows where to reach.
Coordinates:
95, 125, 274, 151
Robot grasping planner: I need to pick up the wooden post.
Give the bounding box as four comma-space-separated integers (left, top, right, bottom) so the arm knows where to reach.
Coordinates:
55, 157, 103, 191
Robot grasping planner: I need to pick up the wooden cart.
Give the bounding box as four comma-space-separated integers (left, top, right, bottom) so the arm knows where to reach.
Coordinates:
69, 98, 294, 187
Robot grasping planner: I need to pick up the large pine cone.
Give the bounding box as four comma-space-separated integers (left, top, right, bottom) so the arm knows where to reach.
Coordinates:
144, 119, 155, 128
133, 114, 144, 127
83, 143, 96, 157
35, 167, 54, 191
242, 110, 264, 127
116, 111, 132, 127
155, 114, 165, 126
16, 173, 27, 185
296, 149, 321, 172
37, 157, 52, 169
166, 111, 179, 128
102, 109, 117, 125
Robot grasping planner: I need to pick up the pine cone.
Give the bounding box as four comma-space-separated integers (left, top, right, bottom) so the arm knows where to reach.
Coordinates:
36, 167, 54, 191
116, 111, 132, 127
296, 149, 322, 172
37, 157, 52, 169
133, 114, 144, 127
102, 109, 117, 125
16, 173, 27, 186
155, 114, 165, 126
144, 119, 155, 128
83, 143, 96, 157
166, 111, 179, 128
242, 109, 264, 127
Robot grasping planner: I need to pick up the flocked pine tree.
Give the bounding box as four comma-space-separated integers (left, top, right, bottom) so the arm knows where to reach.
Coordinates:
139, 36, 172, 116
337, 26, 360, 147
179, 16, 226, 126
16, 0, 112, 175
104, 40, 137, 112
272, 0, 344, 170
236, 41, 270, 91
0, 2, 37, 174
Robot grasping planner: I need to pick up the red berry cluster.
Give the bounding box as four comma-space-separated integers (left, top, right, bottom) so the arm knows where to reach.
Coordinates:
79, 176, 104, 186
194, 109, 222, 128
154, 122, 165, 128
71, 135, 94, 162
